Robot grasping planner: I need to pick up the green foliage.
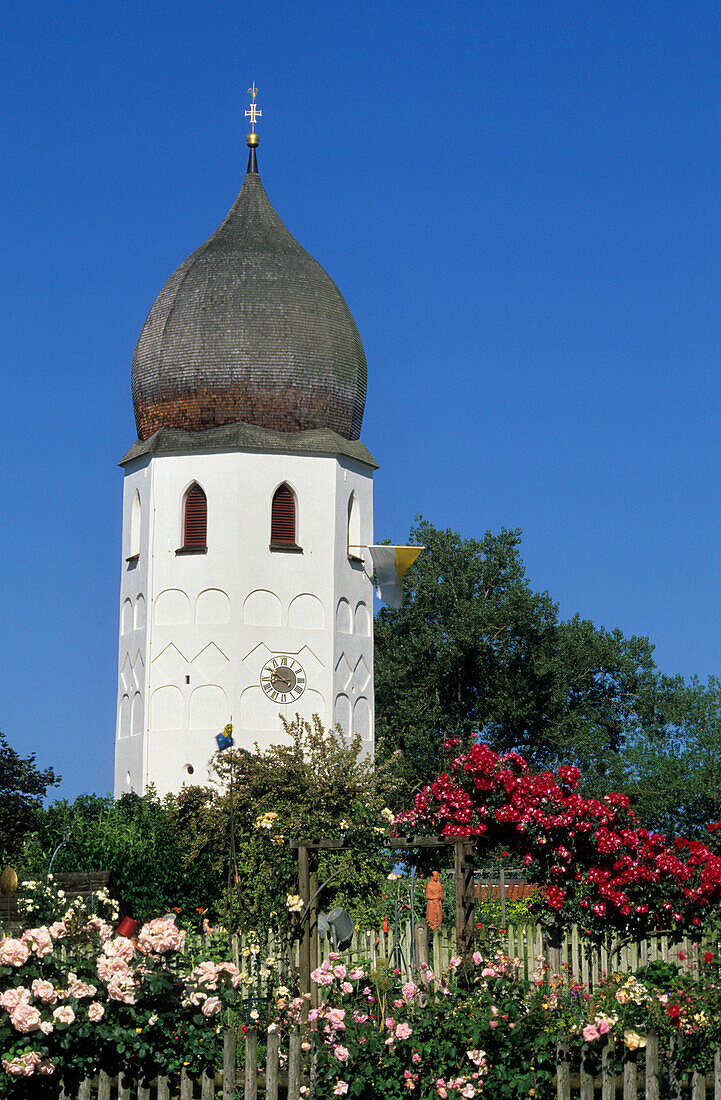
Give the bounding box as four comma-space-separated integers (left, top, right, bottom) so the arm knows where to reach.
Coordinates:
18, 790, 216, 924
374, 517, 677, 806
176, 715, 398, 933
0, 732, 59, 863
622, 675, 721, 835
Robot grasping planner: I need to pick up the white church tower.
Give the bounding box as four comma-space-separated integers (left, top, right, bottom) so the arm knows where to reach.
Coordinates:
114, 105, 375, 797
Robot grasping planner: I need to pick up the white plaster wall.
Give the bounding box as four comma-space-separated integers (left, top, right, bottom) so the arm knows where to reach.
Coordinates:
114, 447, 374, 797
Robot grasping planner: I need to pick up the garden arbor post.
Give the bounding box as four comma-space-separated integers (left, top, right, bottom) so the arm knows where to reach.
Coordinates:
454, 838, 476, 956
297, 843, 310, 999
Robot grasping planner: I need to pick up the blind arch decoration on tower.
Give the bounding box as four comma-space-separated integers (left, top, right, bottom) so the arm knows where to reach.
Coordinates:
183, 484, 207, 548
130, 491, 141, 558
270, 484, 297, 546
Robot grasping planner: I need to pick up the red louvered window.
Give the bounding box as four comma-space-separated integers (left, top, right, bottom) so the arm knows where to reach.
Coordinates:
271, 484, 296, 546
183, 484, 207, 548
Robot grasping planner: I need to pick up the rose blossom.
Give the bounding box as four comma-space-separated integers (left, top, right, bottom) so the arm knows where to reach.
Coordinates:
333, 1045, 350, 1062
0, 938, 30, 967
137, 917, 185, 955
22, 927, 53, 958
201, 996, 222, 1017
37, 1060, 55, 1075
53, 1005, 76, 1025
395, 1023, 413, 1040
68, 979, 96, 999
1, 986, 31, 1010
31, 979, 58, 1004
348, 967, 365, 980
88, 1002, 105, 1022
192, 961, 219, 988
40, 1020, 54, 1035
583, 1024, 601, 1042
48, 921, 68, 940
10, 1003, 42, 1032
102, 936, 135, 962
310, 967, 334, 986
334, 1084, 349, 1096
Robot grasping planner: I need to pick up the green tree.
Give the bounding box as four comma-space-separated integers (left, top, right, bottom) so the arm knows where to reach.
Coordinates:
374, 518, 663, 802
623, 675, 721, 836
0, 731, 59, 862
179, 715, 398, 932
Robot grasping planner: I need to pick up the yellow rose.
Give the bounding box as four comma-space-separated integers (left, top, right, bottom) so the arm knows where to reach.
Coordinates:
623, 1031, 647, 1051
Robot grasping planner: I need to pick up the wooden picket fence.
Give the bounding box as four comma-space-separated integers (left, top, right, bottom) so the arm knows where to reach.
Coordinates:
57, 1028, 721, 1098
316, 921, 717, 987
59, 1027, 303, 1099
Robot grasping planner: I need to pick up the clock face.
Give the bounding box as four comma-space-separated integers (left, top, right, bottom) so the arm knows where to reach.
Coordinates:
260, 655, 307, 703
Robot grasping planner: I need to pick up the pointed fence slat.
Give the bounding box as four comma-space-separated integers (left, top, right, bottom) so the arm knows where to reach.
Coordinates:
157, 1077, 170, 1100
223, 1029, 237, 1100
692, 1071, 705, 1100
117, 1072, 130, 1100
645, 1031, 660, 1100
602, 1037, 615, 1100
98, 1071, 111, 1100
180, 1066, 193, 1100
266, 1028, 281, 1100
137, 1080, 150, 1100
580, 1047, 594, 1100
202, 1071, 215, 1100
288, 1028, 302, 1100
556, 1037, 570, 1100
245, 1028, 258, 1100
623, 1051, 637, 1100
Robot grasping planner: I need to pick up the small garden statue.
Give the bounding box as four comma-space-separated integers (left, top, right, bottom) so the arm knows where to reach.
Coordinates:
425, 870, 443, 929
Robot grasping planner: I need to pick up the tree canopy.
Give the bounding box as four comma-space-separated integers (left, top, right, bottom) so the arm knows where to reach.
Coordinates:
374, 518, 691, 813
0, 732, 59, 862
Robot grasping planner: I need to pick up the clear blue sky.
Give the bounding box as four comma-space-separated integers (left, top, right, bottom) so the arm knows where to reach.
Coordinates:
2, 1, 720, 800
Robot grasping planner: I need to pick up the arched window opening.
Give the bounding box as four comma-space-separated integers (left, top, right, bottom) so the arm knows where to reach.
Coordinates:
347, 492, 362, 561
182, 484, 207, 549
270, 484, 297, 547
127, 491, 141, 561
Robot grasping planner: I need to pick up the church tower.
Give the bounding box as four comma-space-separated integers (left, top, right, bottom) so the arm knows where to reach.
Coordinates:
114, 103, 375, 797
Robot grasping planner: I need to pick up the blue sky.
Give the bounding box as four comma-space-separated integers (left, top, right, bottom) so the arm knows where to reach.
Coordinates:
2, 1, 720, 799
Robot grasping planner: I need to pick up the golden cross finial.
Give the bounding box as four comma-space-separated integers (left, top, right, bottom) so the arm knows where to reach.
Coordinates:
245, 83, 261, 134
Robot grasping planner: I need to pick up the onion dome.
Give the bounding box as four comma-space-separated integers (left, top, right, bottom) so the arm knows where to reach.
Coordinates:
131, 146, 367, 442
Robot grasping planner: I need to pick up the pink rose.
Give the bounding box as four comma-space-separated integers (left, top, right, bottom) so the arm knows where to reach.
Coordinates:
310, 967, 334, 986
10, 1003, 42, 1032
88, 1002, 105, 1022
598, 1019, 610, 1035
0, 939, 30, 967
334, 1084, 349, 1096
31, 979, 57, 1004
395, 1023, 413, 1040
37, 1060, 55, 1075
333, 965, 347, 980
341, 982, 353, 994
22, 927, 53, 958
137, 918, 185, 955
216, 962, 242, 988
40, 1020, 54, 1034
67, 980, 94, 999
1, 986, 31, 1010
201, 996, 221, 1017
403, 981, 419, 1002
192, 961, 219, 988
348, 967, 365, 980
583, 1024, 601, 1042
472, 952, 483, 965
53, 1005, 76, 1025
48, 922, 68, 940
333, 1045, 350, 1063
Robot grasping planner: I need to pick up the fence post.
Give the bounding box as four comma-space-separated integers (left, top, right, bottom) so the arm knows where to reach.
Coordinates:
692, 1071, 705, 1100
454, 839, 475, 956
309, 869, 319, 1009
601, 1036, 615, 1100
245, 1028, 258, 1100
266, 1027, 281, 1100
543, 917, 563, 978
623, 1049, 637, 1100
180, 1068, 192, 1100
414, 919, 429, 979
645, 1031, 660, 1100
298, 844, 310, 1001
201, 1070, 215, 1100
157, 1077, 170, 1100
669, 1035, 681, 1100
288, 1028, 302, 1100
223, 1029, 237, 1100
556, 1036, 570, 1100
98, 1071, 112, 1100
715, 1046, 721, 1100
580, 1045, 594, 1100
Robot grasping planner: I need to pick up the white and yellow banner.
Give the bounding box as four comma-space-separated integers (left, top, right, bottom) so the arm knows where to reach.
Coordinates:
367, 546, 423, 609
